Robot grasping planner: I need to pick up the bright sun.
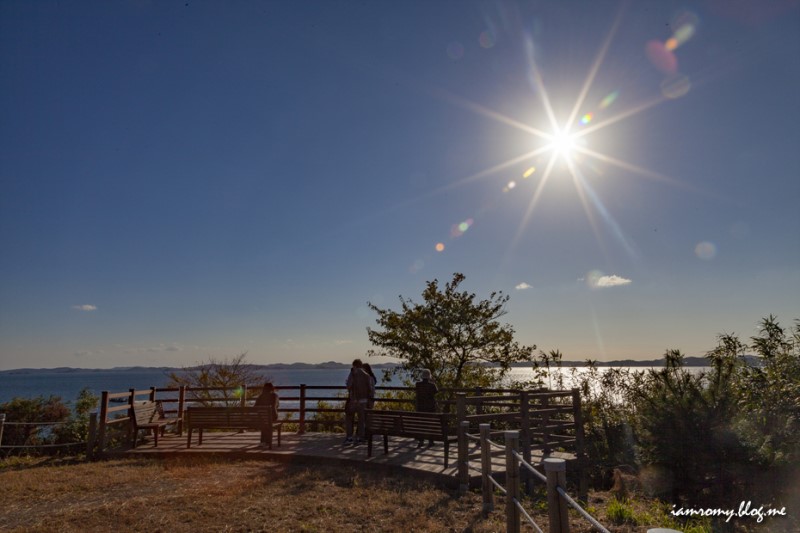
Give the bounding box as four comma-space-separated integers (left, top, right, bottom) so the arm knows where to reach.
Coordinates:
550, 128, 577, 161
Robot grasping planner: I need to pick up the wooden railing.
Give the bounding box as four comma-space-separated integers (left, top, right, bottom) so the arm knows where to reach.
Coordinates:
457, 422, 609, 533
90, 384, 586, 470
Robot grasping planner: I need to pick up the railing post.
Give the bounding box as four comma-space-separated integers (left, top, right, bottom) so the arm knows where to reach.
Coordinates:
299, 384, 306, 434
458, 420, 470, 494
479, 423, 494, 516
456, 392, 467, 423
0, 413, 5, 446
541, 394, 551, 455
571, 388, 588, 502
98, 391, 109, 454
505, 430, 521, 533
545, 457, 569, 533
520, 390, 532, 494
149, 386, 156, 402
128, 388, 136, 443
240, 385, 247, 408
86, 412, 98, 460
178, 386, 186, 435
475, 387, 484, 416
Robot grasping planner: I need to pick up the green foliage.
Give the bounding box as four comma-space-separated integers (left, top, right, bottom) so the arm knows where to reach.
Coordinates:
606, 497, 636, 525
0, 395, 69, 446
51, 388, 99, 445
627, 349, 749, 504
366, 273, 535, 391
555, 314, 798, 518
0, 388, 98, 452
166, 352, 272, 406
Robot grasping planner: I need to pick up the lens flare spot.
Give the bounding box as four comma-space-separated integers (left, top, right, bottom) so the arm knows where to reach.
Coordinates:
523, 166, 536, 178
695, 241, 716, 260
447, 41, 464, 60
409, 259, 425, 273
435, 242, 445, 252
665, 37, 679, 51
646, 40, 678, 74
450, 218, 474, 238
672, 11, 699, 46
478, 30, 495, 48
599, 91, 618, 109
661, 74, 691, 99
580, 113, 593, 125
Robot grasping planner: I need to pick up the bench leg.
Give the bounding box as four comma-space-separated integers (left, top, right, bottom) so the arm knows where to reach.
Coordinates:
383, 435, 389, 455
153, 428, 159, 448
187, 429, 192, 448
367, 434, 373, 457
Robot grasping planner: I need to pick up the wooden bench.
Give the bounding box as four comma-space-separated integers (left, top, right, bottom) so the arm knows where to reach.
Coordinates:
365, 409, 457, 467
131, 400, 181, 448
185, 406, 282, 449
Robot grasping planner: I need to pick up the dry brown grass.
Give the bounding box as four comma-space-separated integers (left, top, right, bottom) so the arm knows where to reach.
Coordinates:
6, 456, 774, 532
2, 456, 516, 532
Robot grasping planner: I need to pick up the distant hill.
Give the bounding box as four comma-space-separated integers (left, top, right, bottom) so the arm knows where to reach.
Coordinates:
2, 356, 764, 375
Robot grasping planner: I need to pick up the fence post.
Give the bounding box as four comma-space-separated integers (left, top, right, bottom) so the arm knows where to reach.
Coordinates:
505, 430, 521, 533
149, 386, 156, 402
240, 385, 247, 408
86, 412, 98, 460
98, 391, 109, 454
541, 394, 551, 455
299, 384, 306, 434
545, 457, 569, 533
475, 387, 484, 416
456, 393, 467, 423
458, 420, 470, 494
0, 413, 5, 446
178, 386, 186, 436
479, 423, 494, 516
520, 390, 532, 494
571, 388, 588, 502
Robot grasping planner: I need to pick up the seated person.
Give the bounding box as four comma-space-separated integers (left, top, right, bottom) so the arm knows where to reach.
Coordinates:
254, 382, 279, 446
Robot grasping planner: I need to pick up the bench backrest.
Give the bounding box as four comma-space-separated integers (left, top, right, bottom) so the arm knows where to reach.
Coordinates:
186, 406, 273, 428
366, 410, 448, 438
132, 401, 161, 426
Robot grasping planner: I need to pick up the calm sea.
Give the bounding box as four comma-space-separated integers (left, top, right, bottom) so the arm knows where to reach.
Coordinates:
0, 367, 375, 406
0, 365, 702, 407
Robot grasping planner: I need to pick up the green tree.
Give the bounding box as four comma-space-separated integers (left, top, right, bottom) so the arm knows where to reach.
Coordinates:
0, 395, 69, 446
366, 273, 535, 390
166, 353, 272, 406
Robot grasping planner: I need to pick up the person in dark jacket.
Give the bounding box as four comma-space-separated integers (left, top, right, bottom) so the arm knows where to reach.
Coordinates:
254, 382, 279, 447
344, 359, 374, 445
362, 363, 378, 409
415, 368, 438, 447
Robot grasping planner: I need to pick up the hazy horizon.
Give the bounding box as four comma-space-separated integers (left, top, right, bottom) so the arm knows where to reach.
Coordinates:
1, 1, 798, 371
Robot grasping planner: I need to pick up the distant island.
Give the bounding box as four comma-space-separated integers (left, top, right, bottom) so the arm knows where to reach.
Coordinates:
0, 355, 762, 375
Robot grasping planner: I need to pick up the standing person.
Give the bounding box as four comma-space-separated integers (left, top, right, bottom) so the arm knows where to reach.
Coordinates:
415, 369, 438, 447
362, 363, 378, 409
254, 382, 279, 447
344, 358, 373, 445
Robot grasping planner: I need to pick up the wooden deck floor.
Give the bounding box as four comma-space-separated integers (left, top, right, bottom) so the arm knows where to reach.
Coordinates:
115, 430, 573, 489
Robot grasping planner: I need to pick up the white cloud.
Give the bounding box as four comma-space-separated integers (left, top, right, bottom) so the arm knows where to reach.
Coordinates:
72, 304, 97, 311
595, 275, 632, 288
515, 282, 533, 290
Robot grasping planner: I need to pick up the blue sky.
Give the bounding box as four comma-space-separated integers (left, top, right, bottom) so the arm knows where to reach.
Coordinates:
1, 0, 798, 370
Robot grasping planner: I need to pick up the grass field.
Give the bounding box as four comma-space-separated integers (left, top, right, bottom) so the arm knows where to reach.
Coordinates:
3, 455, 774, 532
